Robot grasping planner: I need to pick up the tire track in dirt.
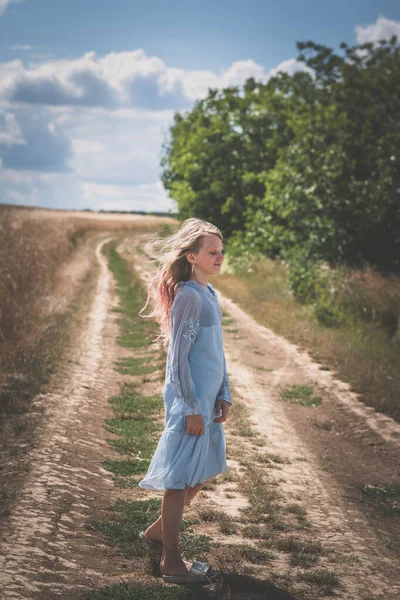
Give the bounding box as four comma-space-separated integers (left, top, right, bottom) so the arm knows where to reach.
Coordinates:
223, 354, 399, 598
223, 295, 400, 447
0, 237, 124, 599
132, 233, 400, 600
216, 298, 400, 599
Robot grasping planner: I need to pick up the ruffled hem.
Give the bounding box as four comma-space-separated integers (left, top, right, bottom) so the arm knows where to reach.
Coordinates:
138, 424, 226, 491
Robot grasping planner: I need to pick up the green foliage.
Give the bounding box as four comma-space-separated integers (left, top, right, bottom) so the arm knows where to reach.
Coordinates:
88, 498, 162, 559
362, 483, 400, 517
161, 36, 400, 274
278, 385, 322, 407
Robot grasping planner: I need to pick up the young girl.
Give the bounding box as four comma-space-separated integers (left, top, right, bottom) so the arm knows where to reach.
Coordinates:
138, 218, 232, 585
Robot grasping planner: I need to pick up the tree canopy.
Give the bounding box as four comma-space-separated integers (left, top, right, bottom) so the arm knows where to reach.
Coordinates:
161, 37, 400, 273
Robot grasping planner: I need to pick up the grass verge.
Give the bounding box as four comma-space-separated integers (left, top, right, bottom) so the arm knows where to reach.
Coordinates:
216, 261, 400, 421
85, 240, 214, 599
205, 383, 342, 600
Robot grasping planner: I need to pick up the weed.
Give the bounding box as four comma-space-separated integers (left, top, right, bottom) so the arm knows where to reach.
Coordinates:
103, 459, 150, 477
361, 483, 400, 517
202, 479, 217, 491
283, 503, 307, 519
220, 467, 239, 482
275, 537, 322, 555
197, 507, 226, 522
278, 384, 322, 407
222, 318, 235, 326
298, 568, 339, 589
255, 452, 289, 466
88, 498, 162, 558
179, 532, 212, 560
310, 417, 334, 431
239, 544, 275, 564
229, 400, 255, 437
219, 516, 238, 535
290, 553, 319, 567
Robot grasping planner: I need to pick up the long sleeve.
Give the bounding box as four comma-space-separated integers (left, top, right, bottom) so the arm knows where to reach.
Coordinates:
216, 350, 232, 405
168, 291, 202, 416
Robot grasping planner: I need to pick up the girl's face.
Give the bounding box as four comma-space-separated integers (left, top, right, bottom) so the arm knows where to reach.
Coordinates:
188, 234, 224, 277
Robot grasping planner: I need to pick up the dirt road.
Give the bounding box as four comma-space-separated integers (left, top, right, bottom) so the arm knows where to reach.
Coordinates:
0, 232, 399, 599
0, 238, 126, 598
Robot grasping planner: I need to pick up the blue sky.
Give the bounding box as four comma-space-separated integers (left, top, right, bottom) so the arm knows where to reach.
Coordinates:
1, 0, 399, 212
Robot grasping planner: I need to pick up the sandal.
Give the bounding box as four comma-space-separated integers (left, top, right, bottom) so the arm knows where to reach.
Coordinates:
139, 531, 163, 557
162, 560, 220, 585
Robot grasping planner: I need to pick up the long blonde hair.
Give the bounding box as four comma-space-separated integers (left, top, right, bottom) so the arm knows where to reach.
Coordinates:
139, 218, 223, 346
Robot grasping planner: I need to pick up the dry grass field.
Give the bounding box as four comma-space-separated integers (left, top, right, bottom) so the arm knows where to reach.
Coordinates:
0, 205, 176, 520
0, 203, 175, 382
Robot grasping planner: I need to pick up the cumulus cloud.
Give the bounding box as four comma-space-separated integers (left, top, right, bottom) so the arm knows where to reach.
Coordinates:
355, 16, 400, 45
0, 0, 26, 17
0, 49, 310, 110
0, 105, 71, 171
0, 168, 80, 208
0, 50, 189, 110
0, 47, 312, 211
0, 166, 175, 212
66, 106, 173, 185
81, 180, 174, 212
269, 57, 314, 78
0, 110, 26, 146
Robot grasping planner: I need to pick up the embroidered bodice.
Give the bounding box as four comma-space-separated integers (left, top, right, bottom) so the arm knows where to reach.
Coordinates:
166, 280, 231, 416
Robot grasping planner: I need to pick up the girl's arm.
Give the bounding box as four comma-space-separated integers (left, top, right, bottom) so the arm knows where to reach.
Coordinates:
216, 351, 232, 405
168, 291, 202, 416
214, 351, 232, 424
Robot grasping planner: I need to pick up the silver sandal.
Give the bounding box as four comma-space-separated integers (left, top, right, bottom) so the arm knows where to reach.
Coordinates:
162, 560, 220, 585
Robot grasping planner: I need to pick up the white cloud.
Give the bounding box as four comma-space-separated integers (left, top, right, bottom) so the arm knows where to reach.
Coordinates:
71, 138, 104, 154
82, 180, 175, 212
0, 50, 187, 109
269, 57, 314, 78
355, 16, 400, 45
0, 168, 79, 208
0, 167, 175, 212
0, 110, 26, 147
0, 49, 310, 109
0, 48, 312, 212
64, 105, 174, 185
0, 102, 71, 171
0, 0, 26, 17
0, 0, 12, 15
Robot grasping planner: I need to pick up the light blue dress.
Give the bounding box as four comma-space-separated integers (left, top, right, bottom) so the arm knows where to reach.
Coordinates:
138, 279, 232, 491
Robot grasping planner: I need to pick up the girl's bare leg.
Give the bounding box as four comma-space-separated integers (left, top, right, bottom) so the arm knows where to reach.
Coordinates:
159, 488, 187, 575
144, 480, 209, 543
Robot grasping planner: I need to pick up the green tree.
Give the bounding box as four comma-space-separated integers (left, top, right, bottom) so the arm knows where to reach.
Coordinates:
161, 36, 400, 273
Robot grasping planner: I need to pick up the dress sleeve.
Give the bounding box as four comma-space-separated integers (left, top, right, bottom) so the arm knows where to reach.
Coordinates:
216, 350, 232, 405
168, 291, 202, 416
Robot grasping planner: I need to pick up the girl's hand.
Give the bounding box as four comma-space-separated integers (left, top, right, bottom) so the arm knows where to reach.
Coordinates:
213, 400, 230, 423
186, 414, 205, 436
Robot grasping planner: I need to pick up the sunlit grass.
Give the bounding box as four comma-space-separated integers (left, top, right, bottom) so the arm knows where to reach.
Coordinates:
216, 256, 400, 421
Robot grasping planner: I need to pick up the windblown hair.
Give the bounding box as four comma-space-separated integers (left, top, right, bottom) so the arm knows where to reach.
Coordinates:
139, 218, 223, 346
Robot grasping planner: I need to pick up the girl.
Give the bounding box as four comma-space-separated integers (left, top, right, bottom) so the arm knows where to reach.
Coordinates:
138, 218, 232, 585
